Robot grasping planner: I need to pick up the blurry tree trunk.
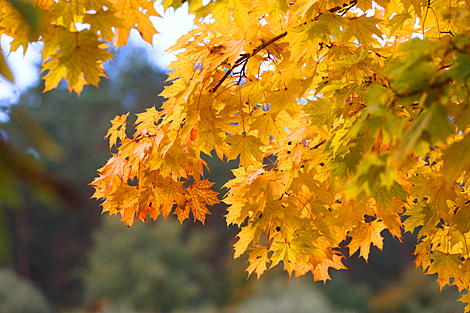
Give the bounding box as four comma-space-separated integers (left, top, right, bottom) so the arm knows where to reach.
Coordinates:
0, 209, 11, 263
17, 209, 29, 280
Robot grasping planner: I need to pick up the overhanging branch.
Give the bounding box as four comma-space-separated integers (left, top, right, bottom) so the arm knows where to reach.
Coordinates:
209, 31, 288, 93
208, 0, 358, 93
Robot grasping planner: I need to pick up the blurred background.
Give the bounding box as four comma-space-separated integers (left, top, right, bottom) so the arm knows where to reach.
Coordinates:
0, 4, 467, 313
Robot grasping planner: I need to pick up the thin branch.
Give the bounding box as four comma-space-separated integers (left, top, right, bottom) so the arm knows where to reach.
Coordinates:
313, 0, 358, 21
209, 31, 288, 93
310, 140, 326, 150
251, 31, 288, 56
327, 0, 358, 14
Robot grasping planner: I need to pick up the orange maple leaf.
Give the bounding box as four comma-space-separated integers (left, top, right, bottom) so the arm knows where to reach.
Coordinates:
186, 179, 219, 224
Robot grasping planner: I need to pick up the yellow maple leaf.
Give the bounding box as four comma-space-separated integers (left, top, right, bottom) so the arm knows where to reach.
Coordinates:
158, 179, 187, 219
342, 16, 384, 46
428, 251, 462, 291
84, 0, 470, 302
83, 8, 124, 42
51, 0, 87, 30
134, 106, 161, 134
246, 244, 270, 279
460, 292, 470, 313
104, 113, 129, 149
347, 220, 386, 262
90, 154, 127, 198
152, 185, 175, 220
249, 110, 292, 145
110, 0, 160, 47
456, 260, 470, 293
226, 134, 264, 168
230, 0, 252, 32
234, 225, 257, 258
41, 30, 113, 95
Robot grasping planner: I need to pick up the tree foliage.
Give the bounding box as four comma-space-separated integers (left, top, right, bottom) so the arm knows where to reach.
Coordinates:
5, 0, 470, 309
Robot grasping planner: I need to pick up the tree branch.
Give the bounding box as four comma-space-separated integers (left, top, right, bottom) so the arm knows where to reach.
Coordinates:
209, 31, 288, 93
208, 0, 358, 93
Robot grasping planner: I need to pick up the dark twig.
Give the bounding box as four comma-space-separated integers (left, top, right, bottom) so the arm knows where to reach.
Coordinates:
209, 31, 288, 93
310, 140, 326, 150
296, 0, 358, 27
440, 30, 454, 37
251, 31, 288, 55
327, 0, 358, 14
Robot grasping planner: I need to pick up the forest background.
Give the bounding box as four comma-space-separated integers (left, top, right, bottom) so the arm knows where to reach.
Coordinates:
0, 0, 468, 312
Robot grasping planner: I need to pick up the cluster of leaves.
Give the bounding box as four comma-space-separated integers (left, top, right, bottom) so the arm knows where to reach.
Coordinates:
7, 0, 470, 310
0, 0, 159, 94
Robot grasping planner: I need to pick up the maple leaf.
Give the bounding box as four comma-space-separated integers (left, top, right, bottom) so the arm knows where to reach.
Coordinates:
460, 293, 470, 313
342, 16, 384, 46
234, 224, 257, 258
230, 0, 252, 31
387, 12, 413, 35
347, 220, 386, 262
134, 187, 156, 223
453, 197, 470, 234
41, 30, 113, 95
0, 0, 37, 51
303, 98, 333, 128
84, 8, 124, 42
226, 134, 264, 168
185, 179, 219, 224
269, 240, 294, 274
428, 251, 462, 291
311, 254, 348, 282
269, 230, 318, 276
265, 80, 304, 120
91, 154, 127, 197
357, 0, 373, 12
378, 199, 404, 239
158, 179, 187, 220
196, 121, 226, 157
134, 106, 161, 134
149, 184, 174, 220
246, 244, 270, 279
249, 110, 292, 145
105, 113, 129, 149
110, 0, 160, 47
456, 260, 470, 292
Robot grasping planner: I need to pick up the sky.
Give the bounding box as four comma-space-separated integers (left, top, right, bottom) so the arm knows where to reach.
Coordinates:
0, 2, 194, 110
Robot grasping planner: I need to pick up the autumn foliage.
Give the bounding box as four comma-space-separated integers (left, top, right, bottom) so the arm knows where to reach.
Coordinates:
5, 0, 470, 309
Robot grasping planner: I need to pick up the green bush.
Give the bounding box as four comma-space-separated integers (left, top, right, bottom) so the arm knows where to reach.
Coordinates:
228, 276, 357, 313
0, 268, 50, 313
84, 218, 216, 312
